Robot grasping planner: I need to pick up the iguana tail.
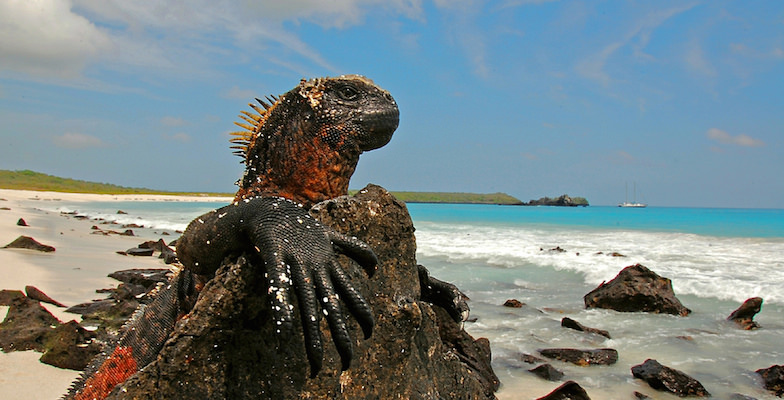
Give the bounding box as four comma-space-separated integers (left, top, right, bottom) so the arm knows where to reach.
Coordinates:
63, 268, 199, 400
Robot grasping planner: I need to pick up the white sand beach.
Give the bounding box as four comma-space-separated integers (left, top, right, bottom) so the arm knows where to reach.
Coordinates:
0, 189, 229, 399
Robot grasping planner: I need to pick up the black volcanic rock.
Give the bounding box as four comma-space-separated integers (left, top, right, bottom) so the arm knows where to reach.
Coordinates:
727, 297, 763, 330
106, 184, 497, 399
40, 320, 100, 370
538, 348, 618, 366
0, 296, 60, 352
755, 365, 784, 397
529, 363, 564, 381
631, 359, 710, 397
3, 235, 55, 252
561, 317, 611, 339
25, 285, 66, 308
535, 381, 591, 399
584, 264, 691, 316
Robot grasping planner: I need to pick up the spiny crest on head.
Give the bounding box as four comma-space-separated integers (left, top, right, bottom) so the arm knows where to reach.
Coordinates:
229, 94, 279, 163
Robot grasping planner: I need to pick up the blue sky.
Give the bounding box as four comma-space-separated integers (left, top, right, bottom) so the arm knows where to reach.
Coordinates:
1, 1, 782, 208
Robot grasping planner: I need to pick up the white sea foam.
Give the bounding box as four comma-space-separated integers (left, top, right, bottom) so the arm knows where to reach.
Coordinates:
415, 221, 784, 305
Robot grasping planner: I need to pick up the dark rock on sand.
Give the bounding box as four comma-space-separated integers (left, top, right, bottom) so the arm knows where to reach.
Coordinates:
2, 235, 56, 252
17, 218, 29, 226
727, 297, 763, 330
67, 298, 139, 331
561, 317, 611, 339
539, 348, 618, 366
0, 296, 60, 352
583, 264, 691, 316
535, 380, 591, 399
529, 363, 564, 381
67, 270, 171, 331
125, 247, 154, 256
25, 285, 66, 307
108, 268, 171, 288
755, 365, 784, 397
0, 289, 25, 305
107, 184, 497, 399
634, 391, 652, 399
0, 295, 101, 370
631, 359, 710, 397
40, 320, 100, 370
139, 239, 178, 264
504, 299, 525, 308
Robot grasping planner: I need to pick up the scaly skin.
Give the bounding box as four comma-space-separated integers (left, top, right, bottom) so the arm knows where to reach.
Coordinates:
64, 75, 399, 399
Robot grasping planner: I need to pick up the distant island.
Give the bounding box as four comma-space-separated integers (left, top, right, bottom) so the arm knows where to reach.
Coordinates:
520, 194, 589, 207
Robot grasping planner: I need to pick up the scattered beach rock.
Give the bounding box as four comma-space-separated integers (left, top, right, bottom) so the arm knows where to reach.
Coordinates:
561, 317, 611, 339
538, 348, 618, 366
631, 359, 710, 397
634, 391, 652, 399
0, 295, 60, 352
124, 247, 154, 256
2, 235, 56, 252
755, 365, 784, 397
67, 268, 172, 331
25, 285, 66, 307
108, 268, 171, 288
107, 184, 498, 399
583, 264, 691, 316
17, 217, 29, 226
529, 363, 564, 381
0, 289, 25, 305
39, 320, 99, 370
727, 297, 763, 330
504, 299, 525, 308
0, 294, 100, 370
535, 380, 591, 399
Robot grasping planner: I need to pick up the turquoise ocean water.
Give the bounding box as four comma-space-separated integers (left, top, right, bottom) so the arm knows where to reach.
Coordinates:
50, 200, 784, 399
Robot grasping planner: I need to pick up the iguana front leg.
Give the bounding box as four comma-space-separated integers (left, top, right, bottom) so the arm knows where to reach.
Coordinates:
176, 196, 376, 375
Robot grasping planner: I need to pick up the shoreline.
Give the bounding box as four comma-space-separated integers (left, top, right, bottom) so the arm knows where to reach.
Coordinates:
0, 189, 193, 398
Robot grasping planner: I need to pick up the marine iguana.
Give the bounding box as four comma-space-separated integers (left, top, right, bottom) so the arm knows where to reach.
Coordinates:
64, 75, 466, 399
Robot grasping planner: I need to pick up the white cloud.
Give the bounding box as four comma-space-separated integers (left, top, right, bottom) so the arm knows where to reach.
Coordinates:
0, 0, 111, 79
706, 128, 764, 147
53, 132, 106, 149
1, 0, 424, 84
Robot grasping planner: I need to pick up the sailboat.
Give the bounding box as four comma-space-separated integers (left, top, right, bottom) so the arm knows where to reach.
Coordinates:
618, 182, 647, 208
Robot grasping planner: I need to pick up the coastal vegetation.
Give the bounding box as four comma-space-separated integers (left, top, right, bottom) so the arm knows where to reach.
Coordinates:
0, 170, 525, 204
0, 170, 225, 197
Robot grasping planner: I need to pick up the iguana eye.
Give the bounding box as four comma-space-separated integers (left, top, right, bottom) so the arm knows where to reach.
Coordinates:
336, 84, 359, 101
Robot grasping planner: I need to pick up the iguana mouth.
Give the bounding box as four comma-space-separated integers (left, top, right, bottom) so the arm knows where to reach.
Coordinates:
359, 106, 399, 151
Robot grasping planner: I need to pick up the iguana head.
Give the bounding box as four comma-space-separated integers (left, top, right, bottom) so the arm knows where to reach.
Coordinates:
231, 75, 399, 206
